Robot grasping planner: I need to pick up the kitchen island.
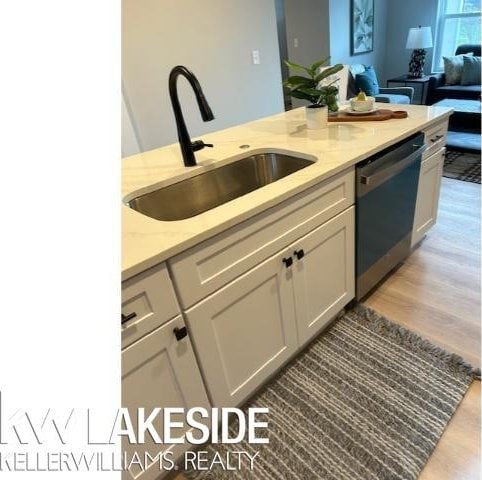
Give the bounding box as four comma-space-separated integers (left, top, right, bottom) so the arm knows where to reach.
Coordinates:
121, 103, 451, 480
122, 103, 451, 280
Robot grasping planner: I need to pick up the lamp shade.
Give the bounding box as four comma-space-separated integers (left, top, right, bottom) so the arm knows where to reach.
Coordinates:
406, 26, 433, 49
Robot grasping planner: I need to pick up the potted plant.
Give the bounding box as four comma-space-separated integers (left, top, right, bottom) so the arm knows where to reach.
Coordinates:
283, 58, 344, 128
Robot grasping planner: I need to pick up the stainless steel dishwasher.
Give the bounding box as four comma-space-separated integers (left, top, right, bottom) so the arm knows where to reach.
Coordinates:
356, 132, 426, 299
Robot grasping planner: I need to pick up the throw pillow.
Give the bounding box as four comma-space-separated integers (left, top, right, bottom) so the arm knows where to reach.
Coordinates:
460, 56, 481, 85
443, 53, 473, 85
355, 66, 380, 96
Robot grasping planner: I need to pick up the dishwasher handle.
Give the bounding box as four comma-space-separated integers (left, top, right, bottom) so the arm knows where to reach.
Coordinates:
360, 144, 426, 188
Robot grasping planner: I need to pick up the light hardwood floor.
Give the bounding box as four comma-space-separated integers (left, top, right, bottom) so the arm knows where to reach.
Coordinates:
365, 177, 481, 480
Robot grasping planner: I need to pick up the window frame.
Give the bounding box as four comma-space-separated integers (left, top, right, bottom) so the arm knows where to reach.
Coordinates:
432, 0, 481, 72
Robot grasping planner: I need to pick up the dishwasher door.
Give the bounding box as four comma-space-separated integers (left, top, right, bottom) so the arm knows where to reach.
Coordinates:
356, 133, 425, 299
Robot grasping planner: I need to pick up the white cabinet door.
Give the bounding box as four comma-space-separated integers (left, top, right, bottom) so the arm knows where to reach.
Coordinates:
292, 207, 355, 346
412, 148, 445, 247
122, 315, 210, 480
185, 251, 298, 408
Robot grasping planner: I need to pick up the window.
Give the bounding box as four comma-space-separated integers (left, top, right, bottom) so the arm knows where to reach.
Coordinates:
432, 0, 481, 72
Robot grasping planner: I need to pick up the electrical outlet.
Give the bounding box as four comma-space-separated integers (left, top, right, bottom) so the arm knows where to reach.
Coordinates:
294, 38, 299, 48
252, 50, 260, 65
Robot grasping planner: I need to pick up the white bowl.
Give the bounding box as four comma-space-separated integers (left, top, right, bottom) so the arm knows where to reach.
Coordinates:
350, 96, 375, 112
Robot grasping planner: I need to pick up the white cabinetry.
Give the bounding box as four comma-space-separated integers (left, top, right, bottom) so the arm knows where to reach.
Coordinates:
120, 168, 355, 477
185, 246, 297, 408
121, 262, 180, 349
121, 263, 210, 480
292, 207, 355, 346
169, 168, 354, 309
122, 316, 210, 480
412, 148, 445, 247
423, 118, 448, 159
184, 207, 355, 407
412, 119, 448, 247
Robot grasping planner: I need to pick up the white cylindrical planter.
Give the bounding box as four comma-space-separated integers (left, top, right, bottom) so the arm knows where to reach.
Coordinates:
306, 104, 328, 129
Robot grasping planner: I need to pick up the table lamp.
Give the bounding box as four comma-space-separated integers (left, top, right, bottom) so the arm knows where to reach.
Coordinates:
406, 26, 433, 78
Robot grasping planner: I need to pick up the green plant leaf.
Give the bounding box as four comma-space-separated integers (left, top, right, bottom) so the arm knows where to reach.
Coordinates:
310, 57, 330, 73
289, 89, 315, 101
314, 63, 344, 83
321, 78, 340, 88
284, 76, 314, 88
324, 85, 339, 94
284, 60, 313, 76
284, 59, 344, 104
326, 94, 337, 104
296, 87, 324, 96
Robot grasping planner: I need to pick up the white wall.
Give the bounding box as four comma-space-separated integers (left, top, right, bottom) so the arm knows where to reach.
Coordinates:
328, 0, 388, 82
284, 0, 331, 107
122, 89, 140, 157
285, 0, 330, 67
122, 0, 284, 153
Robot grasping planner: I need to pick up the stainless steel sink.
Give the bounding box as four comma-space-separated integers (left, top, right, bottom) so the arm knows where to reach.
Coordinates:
127, 152, 314, 221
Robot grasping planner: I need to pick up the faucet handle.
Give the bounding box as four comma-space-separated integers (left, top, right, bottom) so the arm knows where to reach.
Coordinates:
191, 140, 214, 151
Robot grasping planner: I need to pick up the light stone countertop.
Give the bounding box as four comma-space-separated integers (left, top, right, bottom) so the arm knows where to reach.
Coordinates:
122, 104, 452, 280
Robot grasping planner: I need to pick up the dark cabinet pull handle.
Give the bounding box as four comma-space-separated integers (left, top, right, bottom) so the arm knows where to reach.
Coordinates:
294, 249, 305, 260
174, 326, 188, 341
121, 312, 137, 325
282, 257, 293, 268
431, 134, 443, 143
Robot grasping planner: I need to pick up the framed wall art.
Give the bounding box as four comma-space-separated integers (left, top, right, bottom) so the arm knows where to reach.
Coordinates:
351, 0, 374, 55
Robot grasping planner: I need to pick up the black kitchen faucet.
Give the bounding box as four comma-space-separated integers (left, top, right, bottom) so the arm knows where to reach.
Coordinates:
168, 65, 215, 167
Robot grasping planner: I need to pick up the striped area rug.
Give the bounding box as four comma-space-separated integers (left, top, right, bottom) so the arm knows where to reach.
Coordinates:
185, 305, 479, 480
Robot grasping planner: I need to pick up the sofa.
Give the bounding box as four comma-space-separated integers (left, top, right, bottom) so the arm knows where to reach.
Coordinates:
426, 44, 481, 105
347, 64, 414, 104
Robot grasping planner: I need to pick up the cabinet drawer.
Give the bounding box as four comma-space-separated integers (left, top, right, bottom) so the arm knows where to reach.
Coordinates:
122, 262, 180, 349
423, 119, 448, 159
169, 167, 355, 308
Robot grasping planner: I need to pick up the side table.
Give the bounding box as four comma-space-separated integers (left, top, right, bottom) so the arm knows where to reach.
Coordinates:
386, 75, 432, 105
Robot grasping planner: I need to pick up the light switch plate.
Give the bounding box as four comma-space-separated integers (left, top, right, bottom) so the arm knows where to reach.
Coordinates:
252, 50, 260, 65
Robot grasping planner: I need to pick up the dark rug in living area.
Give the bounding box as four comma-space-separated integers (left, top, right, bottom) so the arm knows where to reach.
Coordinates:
444, 149, 481, 184
184, 305, 480, 480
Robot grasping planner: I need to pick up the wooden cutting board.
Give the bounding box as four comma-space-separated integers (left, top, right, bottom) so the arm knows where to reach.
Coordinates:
328, 109, 408, 122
